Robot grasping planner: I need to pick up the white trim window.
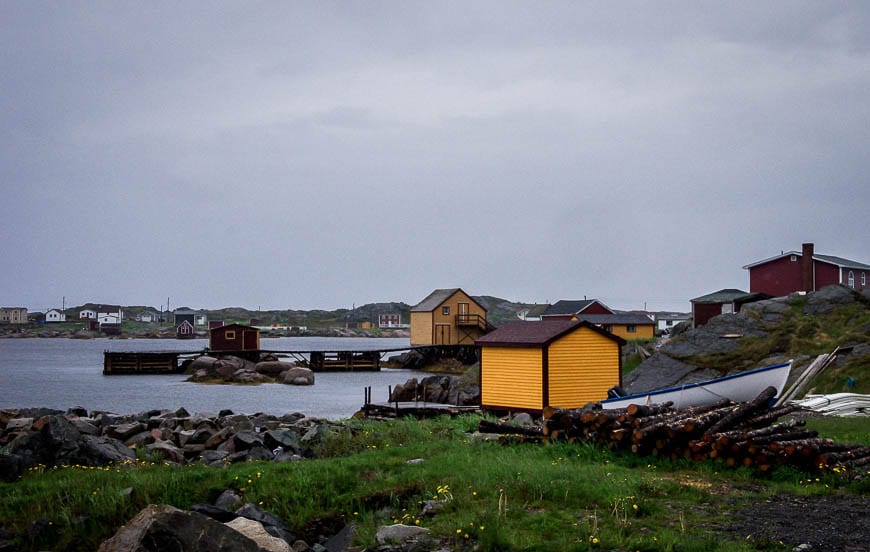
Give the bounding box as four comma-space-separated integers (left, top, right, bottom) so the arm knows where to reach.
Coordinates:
847, 270, 855, 288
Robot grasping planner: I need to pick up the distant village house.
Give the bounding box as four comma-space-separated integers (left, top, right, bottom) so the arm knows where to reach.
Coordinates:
0, 307, 28, 324
378, 313, 407, 329
743, 242, 869, 296
541, 299, 655, 340
410, 288, 491, 346
45, 309, 66, 323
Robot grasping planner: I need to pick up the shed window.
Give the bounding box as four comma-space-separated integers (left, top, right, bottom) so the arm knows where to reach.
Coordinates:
225, 330, 236, 340
847, 271, 855, 288
627, 325, 637, 333
442, 306, 450, 315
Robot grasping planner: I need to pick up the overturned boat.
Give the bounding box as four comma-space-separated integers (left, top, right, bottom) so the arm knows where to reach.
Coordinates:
601, 360, 793, 410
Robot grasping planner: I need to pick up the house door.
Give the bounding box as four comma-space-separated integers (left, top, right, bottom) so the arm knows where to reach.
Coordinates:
458, 302, 468, 323
434, 324, 451, 345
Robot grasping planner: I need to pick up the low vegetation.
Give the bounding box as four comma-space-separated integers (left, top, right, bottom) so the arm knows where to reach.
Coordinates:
684, 299, 870, 394
2, 414, 867, 551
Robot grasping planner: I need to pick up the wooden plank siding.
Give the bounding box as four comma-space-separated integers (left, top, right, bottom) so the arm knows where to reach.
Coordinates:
548, 327, 621, 408
410, 311, 434, 346
480, 346, 543, 410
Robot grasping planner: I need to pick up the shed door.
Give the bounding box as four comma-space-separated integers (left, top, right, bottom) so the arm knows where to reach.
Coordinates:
434, 324, 451, 345
243, 330, 258, 350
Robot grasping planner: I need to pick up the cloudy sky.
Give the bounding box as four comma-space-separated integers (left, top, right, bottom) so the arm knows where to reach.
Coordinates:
2, 2, 868, 314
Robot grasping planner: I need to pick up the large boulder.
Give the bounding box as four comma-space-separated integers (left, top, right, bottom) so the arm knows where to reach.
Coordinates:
254, 361, 288, 377
803, 284, 863, 316
282, 367, 314, 386
98, 504, 263, 552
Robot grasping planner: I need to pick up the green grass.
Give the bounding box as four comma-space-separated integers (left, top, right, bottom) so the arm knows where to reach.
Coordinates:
2, 415, 868, 551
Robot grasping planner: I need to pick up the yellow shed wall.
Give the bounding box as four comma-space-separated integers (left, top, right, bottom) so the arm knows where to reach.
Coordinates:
480, 346, 543, 410
547, 327, 621, 408
410, 312, 433, 346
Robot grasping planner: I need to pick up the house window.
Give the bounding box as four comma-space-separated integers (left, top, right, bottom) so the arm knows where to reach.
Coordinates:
847, 271, 855, 288
442, 306, 450, 315
790, 255, 797, 262
862, 272, 867, 287
627, 325, 637, 333
603, 325, 613, 333
225, 330, 236, 340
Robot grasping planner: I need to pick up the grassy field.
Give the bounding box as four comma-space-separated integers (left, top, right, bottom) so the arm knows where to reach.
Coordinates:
1, 414, 868, 551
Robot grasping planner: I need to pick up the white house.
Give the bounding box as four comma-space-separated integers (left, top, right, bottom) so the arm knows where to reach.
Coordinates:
135, 310, 159, 323
97, 305, 123, 322
79, 309, 97, 319
98, 313, 121, 325
655, 312, 691, 333
45, 309, 67, 323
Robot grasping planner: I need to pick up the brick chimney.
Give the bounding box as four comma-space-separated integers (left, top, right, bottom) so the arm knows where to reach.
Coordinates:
802, 243, 814, 292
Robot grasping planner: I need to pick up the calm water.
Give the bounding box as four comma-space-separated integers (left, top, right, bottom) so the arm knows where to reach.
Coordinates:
0, 337, 414, 419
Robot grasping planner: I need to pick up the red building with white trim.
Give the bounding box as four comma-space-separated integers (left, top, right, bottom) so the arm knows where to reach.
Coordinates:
743, 243, 869, 297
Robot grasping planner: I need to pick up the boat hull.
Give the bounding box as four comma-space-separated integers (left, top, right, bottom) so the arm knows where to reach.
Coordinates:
601, 361, 792, 410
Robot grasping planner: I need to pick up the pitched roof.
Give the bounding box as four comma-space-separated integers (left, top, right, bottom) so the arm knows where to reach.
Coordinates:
410, 288, 486, 313
576, 313, 655, 325
813, 254, 870, 270
742, 251, 870, 270
475, 320, 625, 347
690, 289, 750, 303
542, 299, 612, 317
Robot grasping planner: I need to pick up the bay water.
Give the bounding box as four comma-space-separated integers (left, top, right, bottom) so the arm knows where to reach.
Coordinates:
0, 337, 414, 419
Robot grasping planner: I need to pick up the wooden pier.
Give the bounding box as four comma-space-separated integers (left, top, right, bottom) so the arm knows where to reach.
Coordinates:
103, 346, 412, 375
359, 386, 480, 419
103, 351, 187, 375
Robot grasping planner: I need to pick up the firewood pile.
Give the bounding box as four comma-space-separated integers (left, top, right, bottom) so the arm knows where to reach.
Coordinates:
479, 386, 870, 473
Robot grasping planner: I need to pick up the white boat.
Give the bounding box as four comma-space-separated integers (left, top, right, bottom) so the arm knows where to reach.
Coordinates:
600, 360, 793, 410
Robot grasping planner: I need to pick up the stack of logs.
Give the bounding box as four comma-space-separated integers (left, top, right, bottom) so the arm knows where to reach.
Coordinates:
480, 386, 870, 473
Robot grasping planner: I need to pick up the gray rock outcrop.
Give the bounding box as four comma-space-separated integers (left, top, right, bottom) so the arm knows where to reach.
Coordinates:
624, 284, 869, 395
98, 504, 263, 552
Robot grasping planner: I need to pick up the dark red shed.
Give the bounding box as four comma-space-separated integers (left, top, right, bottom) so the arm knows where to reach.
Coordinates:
209, 323, 260, 352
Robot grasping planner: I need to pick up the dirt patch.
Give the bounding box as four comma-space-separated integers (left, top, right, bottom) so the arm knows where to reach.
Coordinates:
724, 494, 869, 551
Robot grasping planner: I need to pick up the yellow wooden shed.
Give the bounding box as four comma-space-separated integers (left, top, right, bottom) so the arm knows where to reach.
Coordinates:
476, 320, 625, 413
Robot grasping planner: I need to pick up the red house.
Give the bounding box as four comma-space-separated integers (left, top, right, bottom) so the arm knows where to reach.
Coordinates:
743, 243, 869, 297
540, 299, 613, 320
209, 323, 260, 352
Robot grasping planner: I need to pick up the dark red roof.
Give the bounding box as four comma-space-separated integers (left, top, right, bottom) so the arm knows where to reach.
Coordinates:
475, 320, 625, 347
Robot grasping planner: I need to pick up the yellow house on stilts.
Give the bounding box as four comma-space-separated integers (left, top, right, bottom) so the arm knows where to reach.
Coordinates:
476, 320, 625, 413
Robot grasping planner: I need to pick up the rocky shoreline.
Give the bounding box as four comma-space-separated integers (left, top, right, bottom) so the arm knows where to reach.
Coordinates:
0, 406, 464, 551
0, 406, 338, 483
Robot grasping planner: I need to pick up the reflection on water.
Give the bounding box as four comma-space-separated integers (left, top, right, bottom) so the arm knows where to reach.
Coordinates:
0, 337, 413, 419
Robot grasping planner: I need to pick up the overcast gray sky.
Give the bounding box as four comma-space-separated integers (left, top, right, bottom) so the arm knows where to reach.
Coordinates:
2, 2, 868, 313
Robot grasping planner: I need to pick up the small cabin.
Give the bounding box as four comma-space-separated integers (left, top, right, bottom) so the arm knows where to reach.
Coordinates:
209, 323, 260, 352
410, 288, 491, 346
176, 319, 195, 339
476, 320, 625, 413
